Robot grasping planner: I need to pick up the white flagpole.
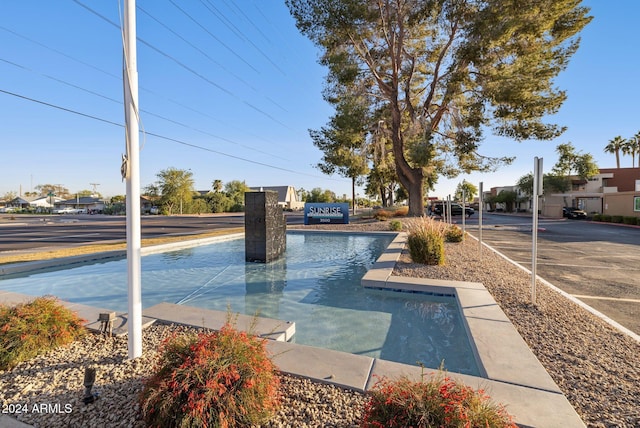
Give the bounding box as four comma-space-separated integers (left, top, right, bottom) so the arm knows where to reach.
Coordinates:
123, 0, 142, 359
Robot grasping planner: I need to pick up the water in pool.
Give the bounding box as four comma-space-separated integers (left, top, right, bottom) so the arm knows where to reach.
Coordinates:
0, 232, 479, 375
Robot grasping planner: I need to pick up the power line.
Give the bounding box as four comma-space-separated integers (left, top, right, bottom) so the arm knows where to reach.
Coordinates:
0, 24, 286, 148
0, 56, 289, 161
0, 88, 344, 182
167, 0, 259, 74
71, 0, 293, 130
198, 0, 287, 76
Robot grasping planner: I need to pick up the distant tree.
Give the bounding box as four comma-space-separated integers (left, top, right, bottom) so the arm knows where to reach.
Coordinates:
224, 180, 250, 211
212, 179, 223, 193
186, 198, 209, 215
306, 187, 336, 203
297, 187, 307, 202
517, 172, 570, 197
204, 192, 232, 213
75, 190, 94, 198
516, 174, 534, 197
35, 184, 70, 199
622, 135, 640, 168
23, 191, 38, 197
495, 190, 518, 213
2, 191, 17, 202
604, 136, 625, 169
552, 143, 599, 180
143, 183, 160, 198
455, 181, 478, 205
111, 195, 125, 204
155, 167, 195, 215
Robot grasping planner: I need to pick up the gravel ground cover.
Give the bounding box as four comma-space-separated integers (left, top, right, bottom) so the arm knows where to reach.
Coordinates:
1, 219, 638, 427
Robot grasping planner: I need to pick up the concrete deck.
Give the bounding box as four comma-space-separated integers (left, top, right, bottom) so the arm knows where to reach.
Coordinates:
0, 231, 586, 427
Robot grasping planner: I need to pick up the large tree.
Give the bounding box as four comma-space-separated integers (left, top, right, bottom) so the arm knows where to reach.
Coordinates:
310, 94, 370, 213
287, 0, 591, 215
155, 167, 195, 215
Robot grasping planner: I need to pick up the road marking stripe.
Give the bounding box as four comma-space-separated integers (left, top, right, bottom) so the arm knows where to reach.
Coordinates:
29, 233, 101, 241
573, 295, 640, 304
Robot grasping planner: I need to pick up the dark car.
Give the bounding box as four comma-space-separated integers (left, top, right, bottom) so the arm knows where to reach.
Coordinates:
563, 207, 587, 219
431, 203, 474, 217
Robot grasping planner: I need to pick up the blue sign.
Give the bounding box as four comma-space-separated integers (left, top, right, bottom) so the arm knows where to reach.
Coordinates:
304, 203, 350, 225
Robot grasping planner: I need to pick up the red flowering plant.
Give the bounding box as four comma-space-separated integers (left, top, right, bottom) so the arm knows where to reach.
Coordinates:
0, 296, 86, 370
361, 371, 516, 428
140, 322, 280, 428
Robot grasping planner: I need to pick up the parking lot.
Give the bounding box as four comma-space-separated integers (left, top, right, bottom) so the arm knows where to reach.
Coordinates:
464, 214, 640, 337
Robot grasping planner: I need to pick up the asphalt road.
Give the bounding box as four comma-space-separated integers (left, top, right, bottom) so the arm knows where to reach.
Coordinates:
1, 212, 638, 337
0, 213, 249, 251
462, 213, 640, 337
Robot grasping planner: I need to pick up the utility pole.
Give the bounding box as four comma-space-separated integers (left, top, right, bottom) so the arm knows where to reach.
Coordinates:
89, 183, 100, 196
123, 0, 142, 359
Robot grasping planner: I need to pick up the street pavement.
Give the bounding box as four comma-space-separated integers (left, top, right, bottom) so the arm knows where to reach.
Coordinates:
1, 211, 638, 336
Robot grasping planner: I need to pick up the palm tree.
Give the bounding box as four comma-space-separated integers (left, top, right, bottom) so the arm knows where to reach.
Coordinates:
622, 136, 640, 168
627, 131, 640, 168
604, 136, 625, 168
211, 179, 223, 193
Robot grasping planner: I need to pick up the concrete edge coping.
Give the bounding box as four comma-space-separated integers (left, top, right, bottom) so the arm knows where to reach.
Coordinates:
0, 290, 585, 427
0, 233, 246, 277
361, 234, 585, 427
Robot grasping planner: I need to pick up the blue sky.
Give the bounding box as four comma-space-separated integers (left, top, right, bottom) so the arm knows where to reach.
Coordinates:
1, 1, 638, 200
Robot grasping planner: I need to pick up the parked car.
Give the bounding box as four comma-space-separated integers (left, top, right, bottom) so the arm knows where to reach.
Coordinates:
0, 207, 17, 213
562, 207, 587, 219
431, 203, 474, 217
54, 207, 85, 214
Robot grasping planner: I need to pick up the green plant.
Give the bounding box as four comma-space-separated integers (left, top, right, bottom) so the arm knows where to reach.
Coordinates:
601, 214, 612, 222
611, 215, 623, 223
0, 297, 86, 370
445, 225, 464, 242
405, 217, 446, 265
623, 216, 637, 225
591, 213, 602, 221
140, 323, 280, 428
362, 373, 516, 428
637, 217, 640, 226
389, 220, 402, 231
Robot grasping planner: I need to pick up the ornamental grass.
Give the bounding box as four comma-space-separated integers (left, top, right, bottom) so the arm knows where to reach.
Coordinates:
0, 296, 86, 371
362, 373, 516, 428
405, 216, 448, 265
140, 322, 280, 428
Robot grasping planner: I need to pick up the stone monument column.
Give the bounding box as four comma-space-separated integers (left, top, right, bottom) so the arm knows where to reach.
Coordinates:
244, 191, 286, 263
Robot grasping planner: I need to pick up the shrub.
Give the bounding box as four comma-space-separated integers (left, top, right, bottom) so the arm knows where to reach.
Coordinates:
623, 216, 637, 225
393, 206, 409, 217
445, 225, 464, 242
592, 213, 602, 222
389, 220, 402, 231
140, 323, 280, 428
601, 214, 612, 222
362, 374, 516, 428
0, 297, 86, 370
405, 217, 447, 265
611, 215, 624, 223
637, 217, 640, 226
374, 209, 391, 221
